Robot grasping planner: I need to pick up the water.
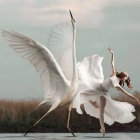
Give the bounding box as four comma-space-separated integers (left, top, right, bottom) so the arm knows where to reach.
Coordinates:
0, 133, 139, 140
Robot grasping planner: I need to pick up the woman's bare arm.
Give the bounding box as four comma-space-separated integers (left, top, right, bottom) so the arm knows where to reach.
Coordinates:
107, 48, 116, 76
116, 86, 140, 104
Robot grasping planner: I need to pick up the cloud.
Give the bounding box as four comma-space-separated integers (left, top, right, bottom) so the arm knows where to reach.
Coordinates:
109, 0, 140, 5
0, 0, 9, 5
0, 0, 140, 27
20, 0, 140, 27
21, 0, 111, 27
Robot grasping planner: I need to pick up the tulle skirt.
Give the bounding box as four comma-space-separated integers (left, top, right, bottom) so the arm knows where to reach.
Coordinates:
73, 89, 136, 125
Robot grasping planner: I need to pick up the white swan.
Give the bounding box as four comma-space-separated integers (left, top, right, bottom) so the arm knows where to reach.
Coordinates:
1, 10, 78, 136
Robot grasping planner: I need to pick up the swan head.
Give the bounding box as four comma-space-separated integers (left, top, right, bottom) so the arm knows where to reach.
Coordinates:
69, 10, 76, 26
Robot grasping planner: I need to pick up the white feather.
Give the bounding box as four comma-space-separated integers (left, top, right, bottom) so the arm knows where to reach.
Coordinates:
48, 22, 73, 81
1, 29, 70, 105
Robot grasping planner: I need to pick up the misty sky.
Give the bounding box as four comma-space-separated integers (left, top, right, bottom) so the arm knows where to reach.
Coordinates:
0, 0, 140, 99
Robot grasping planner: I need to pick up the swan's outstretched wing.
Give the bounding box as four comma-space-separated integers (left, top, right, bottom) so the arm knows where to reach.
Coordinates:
48, 22, 73, 81
77, 55, 104, 89
2, 30, 70, 104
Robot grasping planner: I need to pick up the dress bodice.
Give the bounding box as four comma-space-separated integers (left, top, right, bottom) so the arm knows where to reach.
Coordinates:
100, 75, 120, 92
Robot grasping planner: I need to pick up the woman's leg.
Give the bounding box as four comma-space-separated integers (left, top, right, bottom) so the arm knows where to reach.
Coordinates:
90, 101, 99, 108
99, 96, 106, 137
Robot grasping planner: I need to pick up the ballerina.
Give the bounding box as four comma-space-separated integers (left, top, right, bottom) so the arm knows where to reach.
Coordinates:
73, 48, 140, 136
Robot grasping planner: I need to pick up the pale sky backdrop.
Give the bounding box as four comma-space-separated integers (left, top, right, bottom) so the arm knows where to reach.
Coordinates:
0, 0, 140, 99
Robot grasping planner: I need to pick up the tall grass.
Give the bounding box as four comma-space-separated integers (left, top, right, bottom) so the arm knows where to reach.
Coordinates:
0, 100, 39, 122
0, 91, 139, 132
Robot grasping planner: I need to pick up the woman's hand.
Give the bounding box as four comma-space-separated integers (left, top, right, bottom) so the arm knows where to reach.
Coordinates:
107, 48, 113, 54
135, 98, 140, 105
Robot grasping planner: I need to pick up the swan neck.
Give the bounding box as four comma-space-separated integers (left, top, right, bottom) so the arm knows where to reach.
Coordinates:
71, 24, 78, 86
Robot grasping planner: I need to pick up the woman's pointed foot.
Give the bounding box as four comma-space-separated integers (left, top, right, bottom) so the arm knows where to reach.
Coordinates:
100, 128, 105, 137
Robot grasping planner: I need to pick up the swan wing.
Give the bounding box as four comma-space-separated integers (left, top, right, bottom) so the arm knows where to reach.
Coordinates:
2, 30, 70, 104
48, 22, 73, 81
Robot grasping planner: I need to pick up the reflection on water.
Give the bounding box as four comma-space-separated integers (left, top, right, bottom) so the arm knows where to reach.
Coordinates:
0, 133, 139, 140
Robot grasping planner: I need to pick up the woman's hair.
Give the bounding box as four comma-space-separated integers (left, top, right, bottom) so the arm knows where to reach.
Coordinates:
116, 72, 132, 89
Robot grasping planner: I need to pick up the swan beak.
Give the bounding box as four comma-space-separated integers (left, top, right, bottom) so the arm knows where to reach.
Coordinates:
69, 10, 75, 23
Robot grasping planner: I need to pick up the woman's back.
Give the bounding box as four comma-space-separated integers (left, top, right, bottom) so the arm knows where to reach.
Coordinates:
101, 76, 119, 92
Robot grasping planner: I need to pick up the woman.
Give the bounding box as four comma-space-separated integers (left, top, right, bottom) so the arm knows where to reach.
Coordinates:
73, 48, 140, 136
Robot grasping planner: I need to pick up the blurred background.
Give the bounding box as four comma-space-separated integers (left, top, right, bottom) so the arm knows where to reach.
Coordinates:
0, 0, 140, 133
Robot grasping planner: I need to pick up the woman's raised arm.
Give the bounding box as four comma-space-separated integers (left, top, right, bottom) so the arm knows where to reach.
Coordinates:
107, 48, 116, 76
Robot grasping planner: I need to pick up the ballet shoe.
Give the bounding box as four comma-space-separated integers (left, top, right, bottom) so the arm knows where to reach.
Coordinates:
100, 128, 105, 137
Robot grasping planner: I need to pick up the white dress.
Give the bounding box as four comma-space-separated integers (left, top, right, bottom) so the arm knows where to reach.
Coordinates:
73, 55, 136, 125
